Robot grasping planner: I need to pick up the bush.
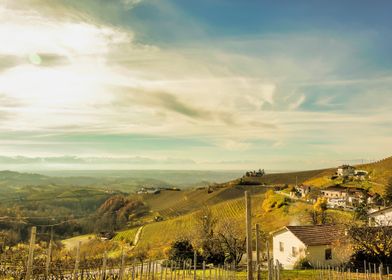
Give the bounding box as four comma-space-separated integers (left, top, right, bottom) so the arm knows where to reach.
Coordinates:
168, 239, 195, 262
262, 191, 290, 212
294, 257, 313, 269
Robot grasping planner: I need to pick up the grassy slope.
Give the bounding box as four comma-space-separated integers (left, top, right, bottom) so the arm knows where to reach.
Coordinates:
138, 185, 266, 221
304, 156, 392, 193
116, 190, 351, 256
62, 234, 95, 250
243, 169, 334, 185
62, 158, 391, 255
358, 156, 392, 187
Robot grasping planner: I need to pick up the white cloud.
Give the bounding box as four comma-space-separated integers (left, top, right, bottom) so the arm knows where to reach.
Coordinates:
0, 0, 391, 169
289, 94, 306, 110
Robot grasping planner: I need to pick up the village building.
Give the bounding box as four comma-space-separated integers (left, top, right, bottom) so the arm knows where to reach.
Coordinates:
296, 185, 311, 198
320, 186, 367, 207
272, 225, 345, 269
336, 165, 356, 177
136, 187, 160, 195
368, 206, 392, 226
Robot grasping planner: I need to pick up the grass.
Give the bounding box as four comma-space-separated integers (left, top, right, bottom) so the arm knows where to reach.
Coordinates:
125, 269, 378, 280
115, 192, 326, 257
62, 234, 95, 250
114, 227, 140, 243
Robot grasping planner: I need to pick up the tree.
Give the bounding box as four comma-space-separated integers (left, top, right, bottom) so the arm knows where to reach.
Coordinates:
168, 239, 195, 262
132, 245, 149, 262
216, 217, 248, 266
384, 177, 392, 206
310, 197, 329, 225
195, 207, 225, 264
354, 201, 369, 221
348, 225, 392, 265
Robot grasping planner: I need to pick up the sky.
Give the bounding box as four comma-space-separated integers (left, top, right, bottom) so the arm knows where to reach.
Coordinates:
0, 0, 392, 171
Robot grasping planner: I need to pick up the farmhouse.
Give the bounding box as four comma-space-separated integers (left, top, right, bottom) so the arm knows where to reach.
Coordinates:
320, 186, 366, 207
136, 187, 160, 195
272, 225, 345, 269
368, 206, 392, 226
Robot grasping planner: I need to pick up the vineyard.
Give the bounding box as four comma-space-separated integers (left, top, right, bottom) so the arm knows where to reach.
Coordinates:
115, 194, 266, 256
114, 228, 140, 244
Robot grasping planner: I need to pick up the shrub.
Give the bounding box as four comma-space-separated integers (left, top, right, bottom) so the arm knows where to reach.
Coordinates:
262, 192, 290, 212
294, 257, 313, 269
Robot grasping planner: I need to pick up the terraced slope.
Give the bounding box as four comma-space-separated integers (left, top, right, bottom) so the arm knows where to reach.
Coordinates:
139, 185, 266, 220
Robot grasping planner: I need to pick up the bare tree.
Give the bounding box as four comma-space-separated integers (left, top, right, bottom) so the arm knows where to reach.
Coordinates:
216, 217, 248, 266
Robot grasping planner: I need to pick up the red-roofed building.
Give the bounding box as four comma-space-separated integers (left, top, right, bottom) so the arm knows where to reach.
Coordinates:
272, 225, 347, 269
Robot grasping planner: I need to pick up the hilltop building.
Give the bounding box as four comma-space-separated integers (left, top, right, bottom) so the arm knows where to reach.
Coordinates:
272, 225, 345, 269
337, 165, 356, 177
136, 187, 160, 195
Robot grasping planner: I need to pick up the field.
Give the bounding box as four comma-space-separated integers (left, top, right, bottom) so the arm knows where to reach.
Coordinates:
114, 227, 141, 244
113, 190, 337, 257
62, 234, 95, 250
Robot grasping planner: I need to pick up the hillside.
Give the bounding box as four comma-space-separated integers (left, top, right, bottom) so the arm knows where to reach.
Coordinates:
303, 156, 392, 194
113, 190, 352, 257
241, 168, 334, 185
358, 156, 392, 186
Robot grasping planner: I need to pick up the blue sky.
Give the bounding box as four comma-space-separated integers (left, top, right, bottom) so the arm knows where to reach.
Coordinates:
0, 0, 391, 170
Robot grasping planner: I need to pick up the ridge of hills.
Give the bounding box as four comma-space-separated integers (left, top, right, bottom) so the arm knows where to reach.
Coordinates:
96, 157, 391, 256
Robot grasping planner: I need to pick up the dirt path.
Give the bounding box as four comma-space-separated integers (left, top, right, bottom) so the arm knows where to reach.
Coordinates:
132, 226, 144, 248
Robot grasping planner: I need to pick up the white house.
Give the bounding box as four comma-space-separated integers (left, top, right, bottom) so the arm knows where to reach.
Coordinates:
321, 186, 366, 206
337, 165, 355, 177
272, 225, 345, 269
368, 206, 392, 226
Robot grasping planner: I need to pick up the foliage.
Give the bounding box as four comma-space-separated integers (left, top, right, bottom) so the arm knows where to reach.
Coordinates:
309, 197, 329, 225
348, 225, 392, 264
195, 207, 225, 264
216, 217, 247, 265
261, 191, 290, 212
384, 177, 392, 205
353, 201, 369, 221
293, 257, 313, 269
168, 239, 195, 262
94, 195, 148, 232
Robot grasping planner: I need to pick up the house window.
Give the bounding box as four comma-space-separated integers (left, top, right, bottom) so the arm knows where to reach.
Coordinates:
292, 246, 298, 257
325, 248, 332, 260
279, 242, 284, 252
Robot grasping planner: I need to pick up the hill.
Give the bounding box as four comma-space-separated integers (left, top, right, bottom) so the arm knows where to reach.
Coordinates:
302, 156, 392, 194
241, 168, 334, 186
358, 156, 392, 186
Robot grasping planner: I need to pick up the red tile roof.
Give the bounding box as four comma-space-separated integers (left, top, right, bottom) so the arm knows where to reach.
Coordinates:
284, 225, 343, 246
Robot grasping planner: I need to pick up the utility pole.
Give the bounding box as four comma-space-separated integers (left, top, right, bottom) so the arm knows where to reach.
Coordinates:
73, 241, 81, 280
45, 227, 53, 279
245, 191, 253, 280
255, 224, 261, 280
26, 226, 37, 280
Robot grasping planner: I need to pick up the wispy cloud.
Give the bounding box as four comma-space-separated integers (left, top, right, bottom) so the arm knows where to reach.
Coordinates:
0, 0, 391, 169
